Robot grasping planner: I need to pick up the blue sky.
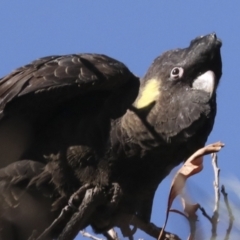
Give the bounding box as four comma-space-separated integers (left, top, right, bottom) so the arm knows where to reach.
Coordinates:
1, 1, 240, 239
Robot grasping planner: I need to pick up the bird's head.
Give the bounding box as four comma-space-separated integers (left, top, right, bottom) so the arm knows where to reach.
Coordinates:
135, 33, 222, 109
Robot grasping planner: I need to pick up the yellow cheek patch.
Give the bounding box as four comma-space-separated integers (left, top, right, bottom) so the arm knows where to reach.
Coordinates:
134, 78, 161, 109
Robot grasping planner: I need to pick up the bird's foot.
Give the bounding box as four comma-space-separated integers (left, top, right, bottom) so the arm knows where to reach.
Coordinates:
68, 183, 93, 210
107, 182, 122, 209
58, 186, 108, 240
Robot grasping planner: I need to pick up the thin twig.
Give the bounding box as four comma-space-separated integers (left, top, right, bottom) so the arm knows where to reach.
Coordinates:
182, 200, 199, 240
80, 229, 105, 240
210, 153, 220, 240
221, 185, 234, 240
113, 213, 181, 240
103, 229, 120, 240
198, 206, 212, 224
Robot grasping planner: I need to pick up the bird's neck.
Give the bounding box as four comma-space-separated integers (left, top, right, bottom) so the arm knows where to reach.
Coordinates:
110, 105, 162, 158
114, 78, 164, 147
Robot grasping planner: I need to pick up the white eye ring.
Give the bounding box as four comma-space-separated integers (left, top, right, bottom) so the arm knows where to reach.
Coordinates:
170, 67, 184, 80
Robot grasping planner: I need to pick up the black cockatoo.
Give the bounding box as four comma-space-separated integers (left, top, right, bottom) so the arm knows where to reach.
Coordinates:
0, 33, 222, 239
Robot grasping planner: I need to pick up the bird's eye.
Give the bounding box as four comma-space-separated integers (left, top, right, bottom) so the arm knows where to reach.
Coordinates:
172, 68, 179, 75
170, 67, 184, 80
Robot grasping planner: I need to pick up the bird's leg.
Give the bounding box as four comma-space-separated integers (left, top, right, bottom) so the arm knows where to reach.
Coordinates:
58, 186, 108, 240
114, 214, 137, 240
119, 223, 136, 240
35, 183, 93, 240
35, 183, 122, 240
90, 182, 123, 232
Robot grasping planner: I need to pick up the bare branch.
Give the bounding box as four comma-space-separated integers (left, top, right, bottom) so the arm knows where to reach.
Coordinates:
103, 229, 120, 240
198, 206, 212, 224
158, 143, 224, 240
184, 202, 199, 240
212, 153, 221, 214
80, 229, 105, 240
113, 213, 181, 240
210, 153, 220, 240
35, 205, 74, 240
221, 185, 234, 240
174, 197, 199, 240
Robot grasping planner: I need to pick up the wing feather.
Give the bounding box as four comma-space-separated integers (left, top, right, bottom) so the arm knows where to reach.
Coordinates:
0, 54, 139, 117
0, 53, 139, 167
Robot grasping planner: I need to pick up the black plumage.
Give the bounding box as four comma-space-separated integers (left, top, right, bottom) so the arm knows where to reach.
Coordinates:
0, 33, 222, 239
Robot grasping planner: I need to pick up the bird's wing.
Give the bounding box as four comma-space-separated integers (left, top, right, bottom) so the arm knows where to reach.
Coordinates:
0, 54, 139, 118
0, 160, 47, 208
0, 54, 139, 167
